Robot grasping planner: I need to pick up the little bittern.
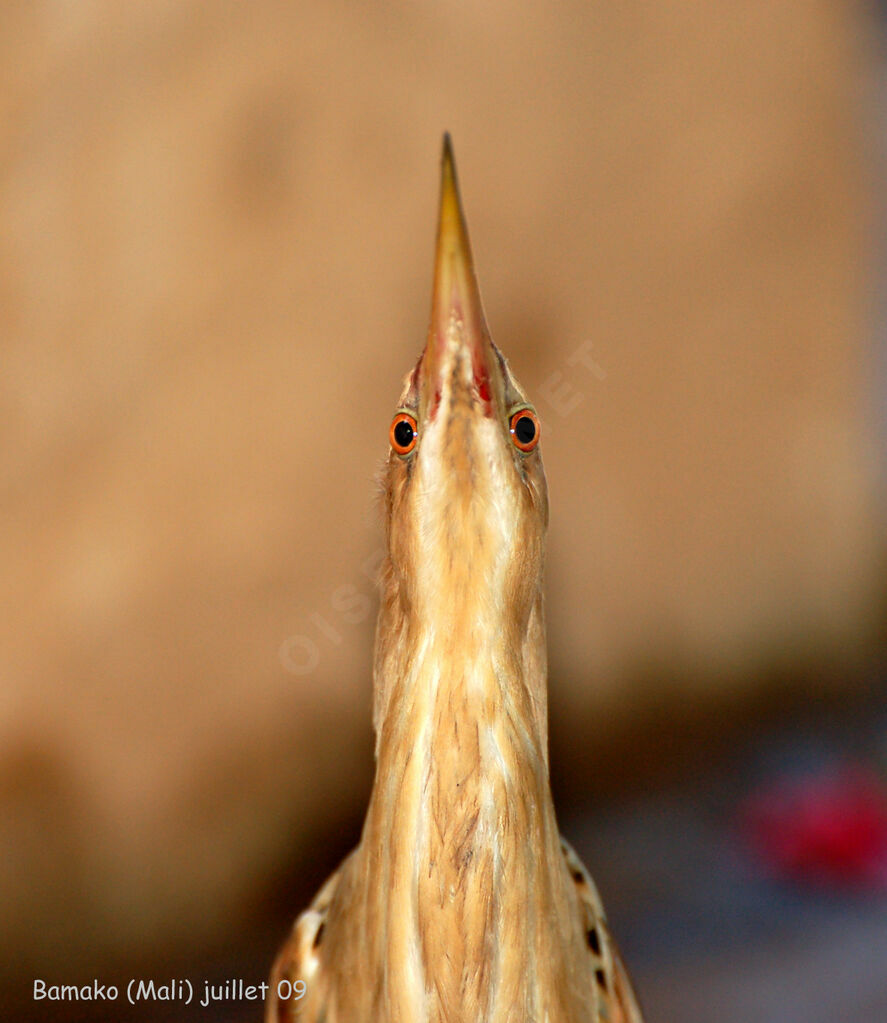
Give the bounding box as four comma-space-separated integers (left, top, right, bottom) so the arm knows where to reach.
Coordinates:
267, 137, 644, 1023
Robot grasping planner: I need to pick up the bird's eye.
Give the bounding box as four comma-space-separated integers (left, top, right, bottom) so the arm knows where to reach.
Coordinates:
390, 412, 418, 455
509, 408, 540, 452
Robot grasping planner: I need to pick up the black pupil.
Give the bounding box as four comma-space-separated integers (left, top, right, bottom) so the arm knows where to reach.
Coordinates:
514, 415, 536, 445
393, 419, 415, 449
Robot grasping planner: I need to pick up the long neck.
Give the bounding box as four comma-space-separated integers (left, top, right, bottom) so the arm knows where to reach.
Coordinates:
352, 565, 583, 1020
372, 551, 550, 759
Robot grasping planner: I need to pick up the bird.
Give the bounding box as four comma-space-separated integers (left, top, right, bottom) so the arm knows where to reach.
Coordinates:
266, 136, 644, 1023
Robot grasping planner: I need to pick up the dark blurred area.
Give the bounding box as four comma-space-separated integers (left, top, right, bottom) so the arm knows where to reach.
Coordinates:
2, 2, 887, 1021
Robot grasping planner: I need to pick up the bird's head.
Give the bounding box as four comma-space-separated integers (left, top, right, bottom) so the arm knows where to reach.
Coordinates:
380, 137, 548, 640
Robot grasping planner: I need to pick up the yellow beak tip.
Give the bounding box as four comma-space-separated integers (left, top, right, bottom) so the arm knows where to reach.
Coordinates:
436, 134, 469, 263
441, 131, 455, 176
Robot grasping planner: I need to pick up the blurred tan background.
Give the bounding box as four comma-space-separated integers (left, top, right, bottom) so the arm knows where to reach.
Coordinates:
2, 0, 886, 1017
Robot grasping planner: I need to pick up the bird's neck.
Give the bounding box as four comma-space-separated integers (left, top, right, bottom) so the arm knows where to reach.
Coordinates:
372, 566, 551, 759
356, 575, 576, 1016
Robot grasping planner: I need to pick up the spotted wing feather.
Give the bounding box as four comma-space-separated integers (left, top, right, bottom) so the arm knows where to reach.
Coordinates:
265, 858, 345, 1023
561, 837, 645, 1023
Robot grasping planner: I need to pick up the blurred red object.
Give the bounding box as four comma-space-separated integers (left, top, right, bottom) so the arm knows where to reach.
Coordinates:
740, 765, 887, 891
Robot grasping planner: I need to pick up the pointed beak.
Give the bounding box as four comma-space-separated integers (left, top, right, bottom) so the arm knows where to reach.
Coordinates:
420, 134, 498, 420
